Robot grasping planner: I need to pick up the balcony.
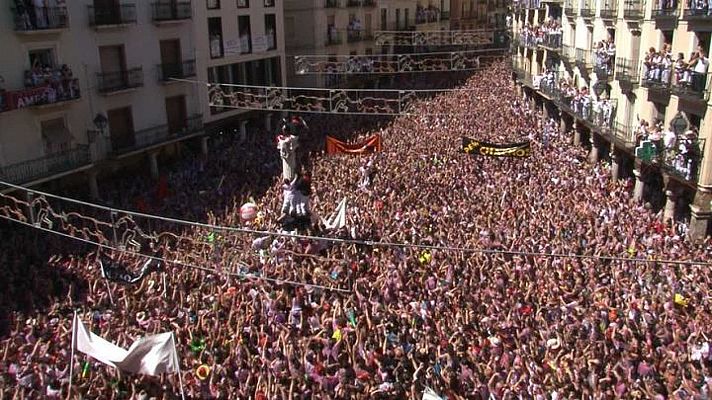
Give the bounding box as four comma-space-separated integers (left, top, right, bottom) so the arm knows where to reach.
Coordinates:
683, 6, 712, 20
97, 68, 144, 94
0, 146, 91, 185
539, 32, 562, 50
11, 6, 68, 33
641, 64, 672, 105
112, 115, 204, 156
614, 58, 640, 93
593, 50, 616, 80
346, 29, 373, 43
634, 133, 705, 183
580, 0, 595, 18
575, 48, 592, 72
325, 0, 340, 7
671, 71, 711, 115
623, 0, 644, 20
346, 0, 376, 6
152, 1, 192, 23
561, 45, 576, 69
612, 122, 637, 150
158, 60, 196, 82
1, 78, 81, 114
88, 4, 137, 27
600, 0, 618, 20
326, 30, 344, 45
441, 10, 450, 20
564, 0, 577, 17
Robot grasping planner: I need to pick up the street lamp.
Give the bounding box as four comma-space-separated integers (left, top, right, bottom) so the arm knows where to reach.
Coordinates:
670, 112, 687, 136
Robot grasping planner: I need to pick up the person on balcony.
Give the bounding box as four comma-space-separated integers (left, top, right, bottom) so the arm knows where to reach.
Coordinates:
689, 46, 709, 93
674, 52, 690, 86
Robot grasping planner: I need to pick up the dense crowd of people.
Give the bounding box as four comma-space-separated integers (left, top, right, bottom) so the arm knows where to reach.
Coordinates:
1, 61, 711, 399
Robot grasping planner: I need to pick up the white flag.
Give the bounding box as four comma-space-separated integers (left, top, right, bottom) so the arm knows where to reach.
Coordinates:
73, 314, 179, 376
322, 198, 347, 230
422, 387, 444, 400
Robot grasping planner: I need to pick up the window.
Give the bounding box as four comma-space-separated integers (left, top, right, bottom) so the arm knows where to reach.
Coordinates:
395, 9, 400, 29
208, 17, 224, 58
264, 0, 275, 6
380, 8, 387, 30
238, 15, 252, 53
207, 0, 220, 9
365, 48, 372, 55
29, 49, 55, 69
265, 14, 276, 50
41, 117, 72, 154
237, 0, 249, 7
404, 8, 409, 28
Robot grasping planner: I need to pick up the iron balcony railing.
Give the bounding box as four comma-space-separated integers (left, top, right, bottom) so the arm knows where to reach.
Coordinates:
652, 5, 680, 18
633, 133, 705, 183
0, 146, 91, 184
613, 122, 637, 149
580, 0, 595, 17
0, 78, 81, 113
12, 6, 68, 31
575, 48, 592, 69
683, 5, 712, 19
671, 71, 712, 102
347, 0, 376, 6
88, 4, 137, 26
614, 58, 640, 85
564, 0, 577, 16
97, 67, 144, 94
113, 115, 204, 155
152, 1, 192, 21
345, 29, 374, 43
540, 32, 563, 49
623, 0, 644, 20
600, 0, 618, 18
158, 60, 196, 81
326, 30, 344, 45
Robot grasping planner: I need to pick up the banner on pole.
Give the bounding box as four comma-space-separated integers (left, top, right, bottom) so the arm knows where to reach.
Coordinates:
461, 136, 531, 158
326, 135, 382, 155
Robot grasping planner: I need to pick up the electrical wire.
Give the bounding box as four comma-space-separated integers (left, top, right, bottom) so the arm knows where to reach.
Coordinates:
0, 214, 352, 293
2, 180, 710, 267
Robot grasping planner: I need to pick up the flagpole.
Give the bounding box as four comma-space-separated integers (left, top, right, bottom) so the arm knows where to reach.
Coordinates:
68, 310, 77, 400
173, 333, 186, 400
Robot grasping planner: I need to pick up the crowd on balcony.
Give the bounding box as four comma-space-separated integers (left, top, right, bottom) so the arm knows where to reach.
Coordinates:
0, 63, 79, 112
555, 77, 616, 128
416, 5, 440, 23
2, 62, 712, 400
593, 39, 616, 75
633, 118, 702, 180
643, 44, 710, 94
347, 17, 363, 41
687, 0, 712, 15
13, 0, 66, 30
518, 19, 562, 49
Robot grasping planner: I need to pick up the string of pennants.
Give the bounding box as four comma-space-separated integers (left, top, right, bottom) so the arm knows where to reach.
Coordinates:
294, 51, 508, 75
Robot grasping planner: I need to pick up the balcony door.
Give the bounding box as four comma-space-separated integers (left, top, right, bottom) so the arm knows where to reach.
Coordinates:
93, 0, 120, 24
165, 96, 187, 135
99, 46, 127, 88
107, 107, 134, 152
160, 39, 182, 79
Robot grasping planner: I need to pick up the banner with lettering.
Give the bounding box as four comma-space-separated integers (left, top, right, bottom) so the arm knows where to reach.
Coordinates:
461, 137, 531, 158
99, 258, 157, 285
326, 134, 382, 155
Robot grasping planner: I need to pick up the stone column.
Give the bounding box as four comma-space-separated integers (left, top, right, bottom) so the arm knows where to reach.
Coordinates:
149, 152, 159, 180
201, 136, 209, 156
633, 169, 645, 203
88, 170, 100, 200
663, 189, 677, 223
265, 113, 272, 132
588, 135, 599, 164
573, 125, 582, 147
240, 120, 248, 142
688, 205, 711, 241
610, 149, 621, 181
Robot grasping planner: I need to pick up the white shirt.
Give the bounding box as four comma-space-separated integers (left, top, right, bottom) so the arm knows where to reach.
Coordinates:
694, 56, 709, 73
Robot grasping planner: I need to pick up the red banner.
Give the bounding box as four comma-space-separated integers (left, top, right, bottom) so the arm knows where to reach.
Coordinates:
326, 134, 382, 155
4, 85, 53, 110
